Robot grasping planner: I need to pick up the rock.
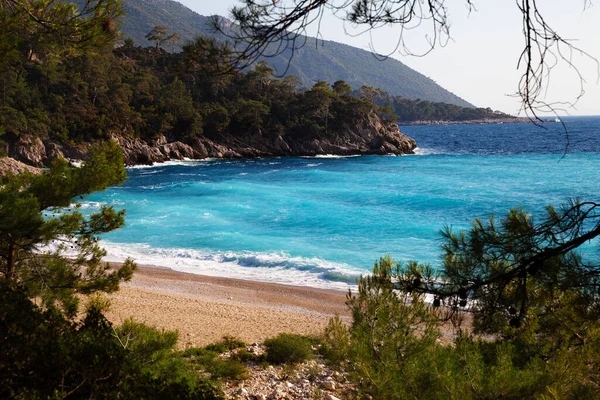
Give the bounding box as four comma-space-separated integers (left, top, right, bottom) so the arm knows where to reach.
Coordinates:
44, 142, 64, 162
5, 108, 417, 168
0, 157, 42, 175
237, 387, 249, 396
61, 143, 90, 161
268, 389, 284, 400
273, 135, 292, 154
151, 134, 168, 147
284, 381, 294, 388
324, 395, 341, 400
320, 380, 336, 391
159, 141, 197, 159
9, 135, 47, 167
111, 134, 167, 165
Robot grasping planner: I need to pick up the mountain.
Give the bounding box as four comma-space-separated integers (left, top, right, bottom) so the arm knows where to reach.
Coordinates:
115, 0, 475, 108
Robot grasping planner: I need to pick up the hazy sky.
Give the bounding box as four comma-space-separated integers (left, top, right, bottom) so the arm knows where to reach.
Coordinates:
177, 1, 600, 115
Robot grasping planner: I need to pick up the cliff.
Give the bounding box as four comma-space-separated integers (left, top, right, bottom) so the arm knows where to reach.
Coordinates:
6, 115, 416, 167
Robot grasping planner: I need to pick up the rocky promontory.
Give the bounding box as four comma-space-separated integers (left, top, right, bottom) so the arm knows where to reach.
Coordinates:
5, 113, 416, 167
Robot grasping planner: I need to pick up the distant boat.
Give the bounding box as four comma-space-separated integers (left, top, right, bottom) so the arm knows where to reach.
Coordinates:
555, 117, 561, 123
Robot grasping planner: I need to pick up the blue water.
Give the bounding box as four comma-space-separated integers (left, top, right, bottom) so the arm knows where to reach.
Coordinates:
83, 116, 600, 288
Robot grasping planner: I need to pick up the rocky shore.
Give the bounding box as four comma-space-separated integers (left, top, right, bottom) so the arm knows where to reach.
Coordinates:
4, 112, 416, 167
403, 117, 533, 125
0, 157, 42, 175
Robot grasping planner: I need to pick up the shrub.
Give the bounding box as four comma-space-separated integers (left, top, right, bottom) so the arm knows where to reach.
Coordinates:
264, 333, 314, 364
0, 284, 224, 400
190, 352, 248, 381
204, 336, 247, 353
231, 348, 258, 363
320, 315, 350, 365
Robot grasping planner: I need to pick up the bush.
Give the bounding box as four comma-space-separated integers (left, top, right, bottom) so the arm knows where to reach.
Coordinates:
202, 355, 249, 381
320, 315, 350, 365
204, 335, 246, 353
0, 283, 224, 399
231, 348, 258, 363
264, 333, 314, 364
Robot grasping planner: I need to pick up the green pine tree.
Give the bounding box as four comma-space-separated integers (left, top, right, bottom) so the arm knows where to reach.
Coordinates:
0, 140, 136, 316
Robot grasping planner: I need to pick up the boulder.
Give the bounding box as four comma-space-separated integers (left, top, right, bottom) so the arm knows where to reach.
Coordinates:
9, 135, 47, 167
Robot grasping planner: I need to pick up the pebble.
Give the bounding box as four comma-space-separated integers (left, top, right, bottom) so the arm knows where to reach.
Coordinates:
321, 380, 336, 391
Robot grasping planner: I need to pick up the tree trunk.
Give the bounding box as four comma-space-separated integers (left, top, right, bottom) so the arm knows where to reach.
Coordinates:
6, 241, 15, 283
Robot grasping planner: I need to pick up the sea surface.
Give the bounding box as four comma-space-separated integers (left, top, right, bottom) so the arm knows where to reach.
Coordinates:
83, 116, 600, 289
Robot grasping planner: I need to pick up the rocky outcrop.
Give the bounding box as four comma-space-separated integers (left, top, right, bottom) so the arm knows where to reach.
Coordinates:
0, 157, 42, 175
7, 135, 90, 167
6, 113, 416, 167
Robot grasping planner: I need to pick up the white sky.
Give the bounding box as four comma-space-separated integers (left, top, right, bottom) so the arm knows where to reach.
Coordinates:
177, 0, 600, 115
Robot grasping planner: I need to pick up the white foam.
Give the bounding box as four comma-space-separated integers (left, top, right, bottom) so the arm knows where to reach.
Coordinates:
301, 154, 361, 159
411, 147, 442, 156
126, 159, 216, 169
100, 241, 359, 290
76, 201, 104, 210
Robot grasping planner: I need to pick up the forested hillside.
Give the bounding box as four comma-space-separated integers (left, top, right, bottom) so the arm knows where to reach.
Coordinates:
113, 0, 475, 107
1, 34, 416, 166
369, 91, 513, 123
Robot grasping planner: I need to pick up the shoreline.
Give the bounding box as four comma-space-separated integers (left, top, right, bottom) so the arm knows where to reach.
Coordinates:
401, 117, 539, 126
105, 264, 350, 347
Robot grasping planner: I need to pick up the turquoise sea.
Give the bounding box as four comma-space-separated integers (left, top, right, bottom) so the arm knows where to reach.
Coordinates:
84, 117, 600, 289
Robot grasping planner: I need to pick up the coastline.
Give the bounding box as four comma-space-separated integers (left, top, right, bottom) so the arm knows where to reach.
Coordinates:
402, 117, 535, 126
105, 264, 350, 348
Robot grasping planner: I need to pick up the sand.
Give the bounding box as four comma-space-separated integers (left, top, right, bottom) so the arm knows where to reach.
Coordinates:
105, 265, 350, 348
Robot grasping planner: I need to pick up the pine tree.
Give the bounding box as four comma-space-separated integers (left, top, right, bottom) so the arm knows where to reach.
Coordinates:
0, 140, 136, 316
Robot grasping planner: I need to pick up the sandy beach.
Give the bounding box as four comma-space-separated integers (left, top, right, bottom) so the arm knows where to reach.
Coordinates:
105, 265, 350, 348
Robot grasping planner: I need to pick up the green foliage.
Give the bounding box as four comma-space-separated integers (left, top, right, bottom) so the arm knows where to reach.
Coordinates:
204, 335, 247, 353
372, 92, 513, 122
0, 0, 122, 72
114, 0, 474, 107
0, 4, 229, 398
182, 339, 249, 381
322, 205, 600, 399
145, 25, 181, 50
197, 354, 249, 380
1, 14, 398, 151
0, 141, 136, 315
0, 140, 225, 397
0, 284, 223, 399
0, 2, 481, 148
231, 348, 259, 363
399, 201, 600, 339
264, 333, 314, 364
320, 315, 350, 365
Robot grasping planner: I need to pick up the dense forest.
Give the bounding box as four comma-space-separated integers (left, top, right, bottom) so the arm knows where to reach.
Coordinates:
0, 25, 509, 165
372, 92, 513, 123
0, 37, 375, 145
1, 26, 425, 165
102, 0, 475, 107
